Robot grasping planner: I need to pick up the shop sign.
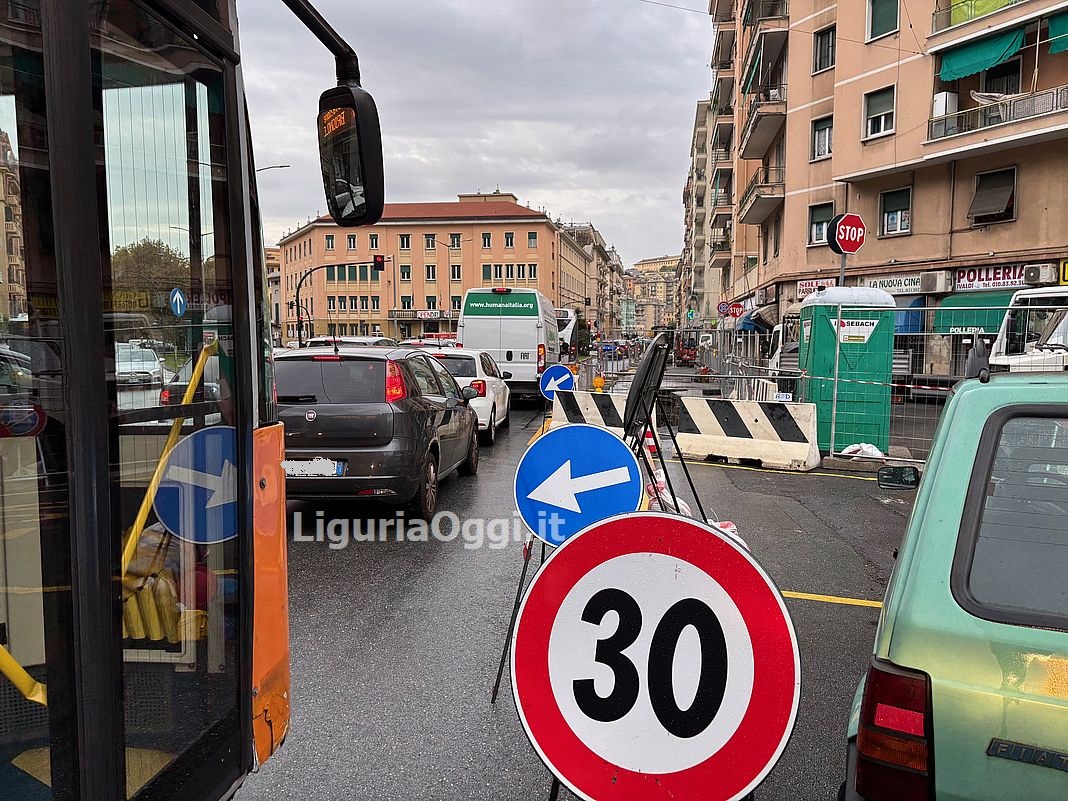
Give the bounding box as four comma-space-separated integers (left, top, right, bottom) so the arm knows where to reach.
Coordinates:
416, 309, 440, 319
796, 278, 836, 298
955, 265, 1028, 292
1060, 258, 1068, 286
857, 272, 923, 295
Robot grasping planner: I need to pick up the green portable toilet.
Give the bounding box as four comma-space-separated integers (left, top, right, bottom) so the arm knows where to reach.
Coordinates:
798, 287, 896, 454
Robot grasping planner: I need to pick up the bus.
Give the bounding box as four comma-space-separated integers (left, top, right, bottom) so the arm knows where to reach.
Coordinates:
0, 3, 384, 799
555, 307, 577, 357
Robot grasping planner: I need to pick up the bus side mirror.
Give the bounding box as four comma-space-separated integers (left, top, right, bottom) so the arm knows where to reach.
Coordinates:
317, 84, 384, 227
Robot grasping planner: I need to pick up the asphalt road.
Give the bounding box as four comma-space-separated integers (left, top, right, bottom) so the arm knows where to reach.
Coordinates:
239, 402, 913, 801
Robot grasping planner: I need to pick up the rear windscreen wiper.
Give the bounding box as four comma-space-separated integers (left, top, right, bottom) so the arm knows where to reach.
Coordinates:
278, 394, 318, 403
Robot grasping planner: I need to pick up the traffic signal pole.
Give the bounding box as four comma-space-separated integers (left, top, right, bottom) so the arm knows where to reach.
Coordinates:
295, 257, 385, 346
838, 252, 847, 287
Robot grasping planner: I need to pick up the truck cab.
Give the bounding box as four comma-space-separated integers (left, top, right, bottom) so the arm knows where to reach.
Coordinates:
990, 286, 1068, 372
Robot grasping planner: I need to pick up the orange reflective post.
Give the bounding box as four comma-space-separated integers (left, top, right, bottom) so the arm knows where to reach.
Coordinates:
251, 422, 291, 764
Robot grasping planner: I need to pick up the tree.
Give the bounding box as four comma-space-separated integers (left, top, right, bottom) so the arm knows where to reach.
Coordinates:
110, 238, 189, 292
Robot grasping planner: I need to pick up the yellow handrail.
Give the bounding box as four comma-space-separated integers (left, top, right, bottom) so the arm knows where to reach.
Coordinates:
121, 340, 218, 575
0, 643, 46, 705
0, 340, 219, 706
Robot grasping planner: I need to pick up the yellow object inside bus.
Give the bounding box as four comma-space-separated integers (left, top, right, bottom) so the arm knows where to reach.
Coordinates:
0, 341, 219, 705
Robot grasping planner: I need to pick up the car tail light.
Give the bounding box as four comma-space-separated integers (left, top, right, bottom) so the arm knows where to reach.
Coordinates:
470, 379, 487, 397
455, 341, 462, 347
159, 387, 171, 406
537, 344, 546, 374
385, 359, 408, 403
855, 659, 931, 801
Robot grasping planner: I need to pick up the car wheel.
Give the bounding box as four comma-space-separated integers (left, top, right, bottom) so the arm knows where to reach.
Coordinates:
408, 456, 438, 519
459, 427, 479, 476
479, 406, 496, 446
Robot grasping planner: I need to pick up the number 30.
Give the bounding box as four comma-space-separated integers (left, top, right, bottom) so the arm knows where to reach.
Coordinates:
573, 588, 728, 739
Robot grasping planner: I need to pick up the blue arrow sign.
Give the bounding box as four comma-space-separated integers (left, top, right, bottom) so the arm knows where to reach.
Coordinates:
539, 363, 576, 401
169, 287, 187, 317
514, 423, 642, 546
154, 426, 238, 544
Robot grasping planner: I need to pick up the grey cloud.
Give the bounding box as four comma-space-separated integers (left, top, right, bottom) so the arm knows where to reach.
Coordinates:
241, 0, 710, 260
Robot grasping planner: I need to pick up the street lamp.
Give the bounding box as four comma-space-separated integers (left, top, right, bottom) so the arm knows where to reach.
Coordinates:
256, 164, 291, 173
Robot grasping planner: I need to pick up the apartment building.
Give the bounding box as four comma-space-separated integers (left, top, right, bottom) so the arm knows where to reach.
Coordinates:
708, 0, 1068, 366
680, 99, 729, 328
265, 246, 281, 346
278, 192, 587, 342
0, 130, 24, 323
633, 254, 679, 335
561, 223, 626, 335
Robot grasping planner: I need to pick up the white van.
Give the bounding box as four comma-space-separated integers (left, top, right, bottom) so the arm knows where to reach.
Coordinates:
989, 286, 1068, 371
457, 288, 559, 393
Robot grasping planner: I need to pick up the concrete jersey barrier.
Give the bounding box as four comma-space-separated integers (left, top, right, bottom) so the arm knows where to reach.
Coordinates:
675, 397, 820, 472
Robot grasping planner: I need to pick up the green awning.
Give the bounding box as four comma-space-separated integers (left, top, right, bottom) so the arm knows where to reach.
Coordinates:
742, 39, 763, 94
1049, 10, 1068, 55
939, 27, 1026, 82
934, 290, 1017, 335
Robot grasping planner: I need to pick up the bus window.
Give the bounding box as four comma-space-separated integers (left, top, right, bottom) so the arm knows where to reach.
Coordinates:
0, 14, 77, 798
95, 4, 242, 796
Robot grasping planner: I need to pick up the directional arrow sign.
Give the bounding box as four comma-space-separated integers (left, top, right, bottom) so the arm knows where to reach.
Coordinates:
169, 287, 187, 317
154, 426, 239, 544
526, 462, 632, 513
514, 423, 642, 545
539, 363, 576, 401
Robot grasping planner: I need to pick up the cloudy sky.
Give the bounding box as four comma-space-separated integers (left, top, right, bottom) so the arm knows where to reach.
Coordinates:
240, 0, 712, 267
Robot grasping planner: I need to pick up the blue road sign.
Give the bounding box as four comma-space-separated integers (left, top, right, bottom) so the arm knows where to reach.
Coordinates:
539, 364, 576, 401
514, 423, 642, 546
169, 287, 187, 317
154, 426, 238, 544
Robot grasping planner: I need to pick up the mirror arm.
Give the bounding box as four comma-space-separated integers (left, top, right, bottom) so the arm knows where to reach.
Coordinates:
279, 0, 362, 85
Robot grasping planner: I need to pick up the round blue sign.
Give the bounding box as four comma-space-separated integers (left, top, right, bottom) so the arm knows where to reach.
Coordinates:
717, 301, 730, 315
154, 426, 238, 544
539, 364, 576, 401
169, 287, 187, 318
514, 423, 642, 546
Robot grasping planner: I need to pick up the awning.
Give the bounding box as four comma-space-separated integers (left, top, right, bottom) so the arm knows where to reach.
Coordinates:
939, 27, 1025, 82
895, 295, 925, 335
742, 38, 763, 94
967, 169, 1015, 219
751, 304, 778, 328
934, 290, 1016, 334
737, 309, 771, 333
1050, 10, 1068, 55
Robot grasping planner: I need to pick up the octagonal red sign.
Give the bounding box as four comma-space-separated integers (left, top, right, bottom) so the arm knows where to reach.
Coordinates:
829, 213, 866, 255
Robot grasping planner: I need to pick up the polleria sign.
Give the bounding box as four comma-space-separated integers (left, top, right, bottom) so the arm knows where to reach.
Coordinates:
511, 512, 800, 801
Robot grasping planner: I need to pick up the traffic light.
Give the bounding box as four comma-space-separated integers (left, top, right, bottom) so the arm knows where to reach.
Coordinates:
372, 254, 386, 271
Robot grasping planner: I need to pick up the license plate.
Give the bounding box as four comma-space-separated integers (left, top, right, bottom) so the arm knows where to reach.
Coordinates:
282, 458, 346, 477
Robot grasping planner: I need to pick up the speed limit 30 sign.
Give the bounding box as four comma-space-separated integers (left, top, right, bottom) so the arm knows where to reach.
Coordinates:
512, 513, 800, 801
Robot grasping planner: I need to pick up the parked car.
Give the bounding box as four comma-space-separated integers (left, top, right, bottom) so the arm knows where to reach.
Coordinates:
159, 353, 222, 406
428, 347, 511, 445
839, 372, 1068, 801
116, 347, 165, 387
400, 337, 458, 348
306, 335, 398, 348
274, 346, 480, 516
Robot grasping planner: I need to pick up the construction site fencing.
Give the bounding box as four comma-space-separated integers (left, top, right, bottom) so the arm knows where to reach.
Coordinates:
694, 302, 1067, 464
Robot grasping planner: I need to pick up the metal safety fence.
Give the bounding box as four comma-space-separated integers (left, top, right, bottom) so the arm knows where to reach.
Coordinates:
693, 302, 1067, 464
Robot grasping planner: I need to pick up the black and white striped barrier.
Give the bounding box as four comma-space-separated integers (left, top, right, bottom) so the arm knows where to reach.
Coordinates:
675, 397, 820, 471
550, 390, 629, 437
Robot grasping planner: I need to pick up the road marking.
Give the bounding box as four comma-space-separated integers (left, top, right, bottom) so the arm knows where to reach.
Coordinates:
667, 458, 877, 482
527, 419, 552, 444
782, 590, 882, 609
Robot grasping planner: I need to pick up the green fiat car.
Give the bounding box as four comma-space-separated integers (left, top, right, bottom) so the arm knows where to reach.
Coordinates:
840, 373, 1068, 801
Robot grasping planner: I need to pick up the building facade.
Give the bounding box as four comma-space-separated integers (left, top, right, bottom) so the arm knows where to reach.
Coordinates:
633, 254, 679, 335
265, 246, 281, 346
706, 0, 1068, 356
0, 130, 24, 324
278, 192, 580, 342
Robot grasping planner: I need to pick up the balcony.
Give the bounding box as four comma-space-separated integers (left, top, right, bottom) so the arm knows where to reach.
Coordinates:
738, 166, 785, 224
709, 230, 732, 268
742, 0, 788, 27
709, 190, 733, 222
932, 0, 1029, 34
739, 86, 786, 159
928, 83, 1068, 141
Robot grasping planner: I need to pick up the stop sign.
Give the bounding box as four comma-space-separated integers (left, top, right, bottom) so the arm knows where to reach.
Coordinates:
828, 213, 866, 255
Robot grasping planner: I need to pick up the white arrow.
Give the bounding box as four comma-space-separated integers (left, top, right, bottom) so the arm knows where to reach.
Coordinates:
527, 460, 632, 513
166, 460, 237, 508
544, 374, 574, 393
